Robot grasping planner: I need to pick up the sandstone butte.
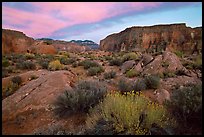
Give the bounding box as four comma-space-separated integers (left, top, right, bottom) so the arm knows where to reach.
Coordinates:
100, 23, 202, 54
2, 29, 90, 55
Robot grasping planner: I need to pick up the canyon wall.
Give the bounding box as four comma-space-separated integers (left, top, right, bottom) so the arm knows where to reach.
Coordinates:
100, 23, 202, 54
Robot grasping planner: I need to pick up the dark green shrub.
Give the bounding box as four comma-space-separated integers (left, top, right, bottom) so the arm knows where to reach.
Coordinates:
2, 69, 9, 78
25, 53, 35, 59
164, 84, 202, 134
104, 71, 116, 79
163, 71, 176, 78
11, 76, 22, 85
60, 57, 76, 65
2, 58, 10, 67
79, 60, 100, 69
109, 58, 123, 66
133, 79, 147, 91
122, 52, 138, 62
2, 82, 19, 99
16, 61, 36, 70
87, 66, 104, 76
161, 61, 169, 68
144, 75, 160, 89
54, 80, 107, 117
72, 62, 78, 68
38, 60, 49, 69
174, 50, 184, 58
125, 69, 138, 78
118, 79, 133, 93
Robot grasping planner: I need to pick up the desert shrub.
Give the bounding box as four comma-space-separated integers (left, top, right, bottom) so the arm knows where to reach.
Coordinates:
11, 76, 22, 85
2, 58, 10, 67
60, 57, 76, 65
132, 79, 147, 92
38, 59, 49, 69
16, 61, 36, 70
2, 69, 9, 78
163, 71, 176, 78
25, 53, 35, 59
86, 92, 175, 135
48, 60, 64, 71
161, 61, 169, 68
118, 79, 133, 94
79, 60, 100, 69
104, 71, 116, 79
104, 56, 113, 61
54, 80, 107, 117
164, 83, 202, 134
58, 51, 70, 57
2, 82, 19, 100
144, 75, 160, 89
122, 52, 138, 62
87, 66, 104, 76
125, 69, 138, 78
33, 123, 72, 135
42, 54, 54, 61
109, 57, 123, 66
72, 62, 78, 68
174, 50, 184, 58
7, 66, 14, 73
193, 54, 202, 70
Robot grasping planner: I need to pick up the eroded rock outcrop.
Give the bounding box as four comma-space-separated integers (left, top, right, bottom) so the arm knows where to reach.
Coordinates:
2, 29, 35, 54
100, 23, 202, 54
2, 70, 76, 135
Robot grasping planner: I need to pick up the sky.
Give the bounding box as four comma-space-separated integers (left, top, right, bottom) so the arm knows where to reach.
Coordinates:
2, 2, 202, 44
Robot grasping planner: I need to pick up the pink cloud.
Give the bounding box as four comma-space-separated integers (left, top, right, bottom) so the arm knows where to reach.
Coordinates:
2, 2, 163, 38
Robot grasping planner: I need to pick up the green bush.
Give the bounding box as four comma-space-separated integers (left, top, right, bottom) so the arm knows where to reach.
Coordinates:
164, 84, 202, 134
25, 53, 35, 59
11, 76, 22, 85
79, 60, 100, 69
2, 58, 10, 67
54, 80, 107, 117
58, 51, 70, 57
2, 69, 9, 78
48, 60, 64, 71
144, 75, 160, 89
161, 61, 169, 68
132, 79, 147, 92
109, 58, 123, 66
104, 71, 116, 79
125, 69, 138, 78
16, 61, 36, 70
2, 82, 19, 100
87, 66, 104, 76
118, 79, 133, 94
193, 54, 202, 70
163, 71, 176, 78
122, 52, 138, 62
60, 57, 76, 65
174, 50, 184, 58
86, 92, 175, 135
38, 59, 49, 69
72, 62, 78, 68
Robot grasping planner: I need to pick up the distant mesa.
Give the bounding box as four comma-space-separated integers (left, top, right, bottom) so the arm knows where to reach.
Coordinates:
100, 23, 202, 54
70, 40, 99, 49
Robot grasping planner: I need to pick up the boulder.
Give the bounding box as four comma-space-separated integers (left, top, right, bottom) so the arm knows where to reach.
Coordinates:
142, 54, 154, 66
121, 60, 135, 73
153, 89, 170, 104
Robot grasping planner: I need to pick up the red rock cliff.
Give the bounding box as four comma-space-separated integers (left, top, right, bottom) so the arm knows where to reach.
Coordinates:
100, 23, 202, 54
2, 29, 35, 54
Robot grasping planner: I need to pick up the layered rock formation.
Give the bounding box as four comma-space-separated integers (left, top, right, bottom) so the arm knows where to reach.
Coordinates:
100, 23, 202, 54
2, 29, 35, 54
